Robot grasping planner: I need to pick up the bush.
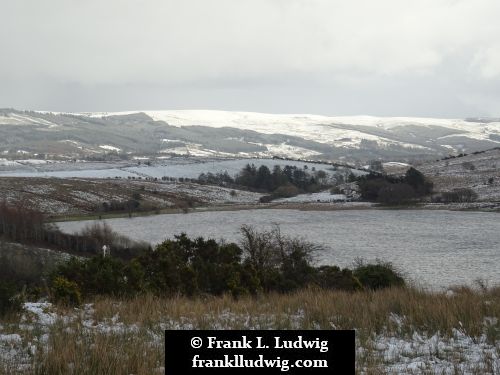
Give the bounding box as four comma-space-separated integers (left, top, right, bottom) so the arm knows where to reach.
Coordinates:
135, 234, 260, 297
461, 161, 476, 171
259, 195, 274, 203
0, 281, 21, 316
51, 256, 128, 297
358, 177, 392, 201
377, 183, 416, 205
50, 276, 82, 306
314, 266, 362, 291
357, 168, 432, 203
405, 167, 433, 195
272, 184, 300, 198
240, 225, 319, 292
441, 188, 478, 203
354, 262, 405, 290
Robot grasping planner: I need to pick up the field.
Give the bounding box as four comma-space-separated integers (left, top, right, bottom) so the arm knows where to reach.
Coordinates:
1, 287, 499, 374
416, 149, 500, 202
0, 177, 263, 217
1, 153, 499, 374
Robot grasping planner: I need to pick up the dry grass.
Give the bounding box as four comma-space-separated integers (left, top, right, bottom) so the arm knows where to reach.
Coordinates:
88, 286, 500, 339
1, 286, 499, 374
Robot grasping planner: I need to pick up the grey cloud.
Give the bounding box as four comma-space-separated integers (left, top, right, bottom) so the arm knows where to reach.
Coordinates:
1, 0, 499, 116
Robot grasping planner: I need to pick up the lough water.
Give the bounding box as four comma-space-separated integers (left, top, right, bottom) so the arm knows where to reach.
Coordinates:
58, 209, 500, 289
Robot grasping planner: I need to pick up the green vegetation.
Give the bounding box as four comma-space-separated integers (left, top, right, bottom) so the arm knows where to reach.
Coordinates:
353, 261, 405, 290
45, 227, 405, 305
356, 167, 433, 205
50, 276, 82, 306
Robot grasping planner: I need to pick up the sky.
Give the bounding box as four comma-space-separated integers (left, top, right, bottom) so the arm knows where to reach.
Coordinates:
1, 0, 500, 117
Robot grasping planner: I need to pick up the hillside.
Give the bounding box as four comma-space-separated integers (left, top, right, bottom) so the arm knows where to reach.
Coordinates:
416, 148, 500, 202
1, 109, 500, 163
0, 177, 262, 217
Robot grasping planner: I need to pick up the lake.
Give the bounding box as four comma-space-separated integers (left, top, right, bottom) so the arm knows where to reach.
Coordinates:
57, 209, 500, 289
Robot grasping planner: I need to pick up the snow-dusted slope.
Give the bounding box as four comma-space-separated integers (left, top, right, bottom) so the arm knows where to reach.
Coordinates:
97, 109, 500, 150
1, 108, 499, 162
145, 110, 484, 130
148, 110, 499, 140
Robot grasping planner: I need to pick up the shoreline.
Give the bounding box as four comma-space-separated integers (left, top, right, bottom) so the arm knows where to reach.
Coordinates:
49, 200, 500, 223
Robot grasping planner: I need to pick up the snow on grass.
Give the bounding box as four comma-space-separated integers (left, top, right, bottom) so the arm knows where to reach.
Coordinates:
0, 159, 21, 167
22, 303, 57, 326
384, 162, 411, 167
99, 145, 121, 152
274, 191, 346, 203
144, 110, 500, 147
146, 181, 262, 204
1, 302, 498, 374
367, 330, 499, 374
0, 158, 362, 180
262, 143, 322, 158
0, 168, 136, 178
123, 158, 354, 180
0, 113, 58, 128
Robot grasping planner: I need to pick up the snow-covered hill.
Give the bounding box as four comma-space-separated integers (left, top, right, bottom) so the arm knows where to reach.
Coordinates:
1, 109, 499, 163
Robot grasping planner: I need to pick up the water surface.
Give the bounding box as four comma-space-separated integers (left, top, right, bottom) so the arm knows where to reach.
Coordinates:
58, 209, 500, 289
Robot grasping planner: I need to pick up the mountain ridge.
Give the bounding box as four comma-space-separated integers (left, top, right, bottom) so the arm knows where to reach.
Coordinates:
1, 108, 499, 163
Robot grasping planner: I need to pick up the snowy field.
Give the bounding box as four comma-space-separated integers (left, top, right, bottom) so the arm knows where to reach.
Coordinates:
1, 301, 498, 374
0, 158, 363, 180
274, 191, 347, 203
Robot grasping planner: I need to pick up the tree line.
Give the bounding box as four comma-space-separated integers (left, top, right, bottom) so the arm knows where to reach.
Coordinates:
198, 163, 331, 201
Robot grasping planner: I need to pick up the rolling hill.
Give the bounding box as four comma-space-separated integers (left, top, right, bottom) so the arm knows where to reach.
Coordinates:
1, 109, 499, 164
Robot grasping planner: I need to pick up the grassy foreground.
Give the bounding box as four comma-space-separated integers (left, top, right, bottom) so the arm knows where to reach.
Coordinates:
1, 286, 499, 374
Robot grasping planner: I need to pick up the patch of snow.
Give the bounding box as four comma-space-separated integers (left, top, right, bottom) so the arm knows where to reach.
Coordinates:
0, 159, 21, 166
275, 191, 347, 203
262, 143, 322, 158
383, 162, 411, 167
22, 302, 57, 326
161, 139, 183, 143
0, 334, 22, 344
99, 145, 121, 152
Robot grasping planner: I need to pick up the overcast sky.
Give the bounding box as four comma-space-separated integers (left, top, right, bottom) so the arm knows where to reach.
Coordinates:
1, 0, 500, 117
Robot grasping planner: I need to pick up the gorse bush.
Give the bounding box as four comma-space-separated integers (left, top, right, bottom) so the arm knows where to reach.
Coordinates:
135, 234, 260, 297
314, 266, 362, 291
353, 261, 405, 290
51, 256, 129, 298
48, 227, 406, 301
51, 276, 82, 306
